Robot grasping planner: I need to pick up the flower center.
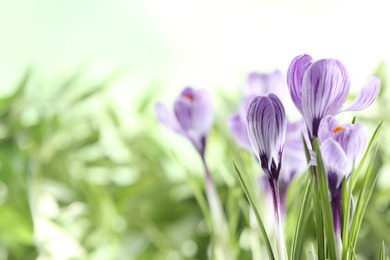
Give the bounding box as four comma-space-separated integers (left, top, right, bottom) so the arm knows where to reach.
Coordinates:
332, 126, 344, 134
183, 93, 194, 101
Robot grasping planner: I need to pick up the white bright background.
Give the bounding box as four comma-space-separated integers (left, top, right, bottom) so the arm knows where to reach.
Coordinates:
0, 0, 389, 97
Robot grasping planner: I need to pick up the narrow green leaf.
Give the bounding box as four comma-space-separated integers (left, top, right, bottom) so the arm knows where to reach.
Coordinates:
350, 121, 382, 190
341, 178, 352, 260
290, 173, 313, 260
349, 143, 379, 249
351, 116, 357, 124
233, 161, 275, 260
379, 240, 386, 260
313, 138, 337, 260
313, 176, 325, 260
185, 173, 213, 229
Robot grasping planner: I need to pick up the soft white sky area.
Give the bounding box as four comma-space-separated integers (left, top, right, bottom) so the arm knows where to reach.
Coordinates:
0, 0, 389, 100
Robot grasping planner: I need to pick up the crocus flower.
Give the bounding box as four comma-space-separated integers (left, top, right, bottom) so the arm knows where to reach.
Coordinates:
155, 87, 214, 157
246, 93, 287, 260
247, 94, 287, 180
156, 87, 233, 258
229, 71, 287, 150
287, 54, 380, 139
318, 116, 368, 256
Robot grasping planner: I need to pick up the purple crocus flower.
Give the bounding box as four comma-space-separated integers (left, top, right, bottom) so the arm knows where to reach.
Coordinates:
246, 93, 287, 260
318, 116, 368, 253
287, 54, 380, 139
229, 70, 287, 150
247, 94, 287, 180
155, 87, 214, 157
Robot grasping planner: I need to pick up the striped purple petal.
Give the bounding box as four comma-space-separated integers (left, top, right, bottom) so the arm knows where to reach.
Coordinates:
332, 123, 368, 170
246, 94, 287, 179
287, 54, 314, 114
318, 116, 341, 142
302, 59, 350, 137
320, 139, 349, 190
319, 116, 368, 178
340, 75, 380, 112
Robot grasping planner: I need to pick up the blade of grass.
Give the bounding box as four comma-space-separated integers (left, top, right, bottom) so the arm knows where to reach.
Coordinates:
185, 173, 213, 229
350, 121, 382, 190
341, 178, 352, 260
233, 161, 275, 260
313, 138, 337, 260
379, 240, 386, 260
349, 143, 379, 249
290, 173, 313, 260
301, 135, 326, 260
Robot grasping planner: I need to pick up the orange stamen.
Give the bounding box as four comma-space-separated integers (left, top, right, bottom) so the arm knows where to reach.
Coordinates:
333, 126, 344, 134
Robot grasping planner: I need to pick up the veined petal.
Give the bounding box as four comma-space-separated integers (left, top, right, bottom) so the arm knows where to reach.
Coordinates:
228, 114, 252, 151
340, 75, 380, 112
334, 122, 368, 169
246, 94, 287, 175
156, 102, 185, 136
320, 139, 349, 190
302, 59, 350, 137
287, 54, 314, 114
318, 116, 341, 142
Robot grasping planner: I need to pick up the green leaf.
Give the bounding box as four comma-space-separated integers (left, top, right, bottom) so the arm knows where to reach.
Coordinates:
379, 240, 386, 260
184, 173, 213, 229
350, 121, 383, 190
290, 173, 313, 260
313, 138, 337, 260
341, 177, 352, 260
233, 161, 275, 260
349, 142, 379, 250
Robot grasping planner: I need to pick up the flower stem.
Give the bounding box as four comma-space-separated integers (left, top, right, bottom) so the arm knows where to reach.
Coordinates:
331, 195, 342, 260
201, 155, 224, 224
268, 178, 287, 260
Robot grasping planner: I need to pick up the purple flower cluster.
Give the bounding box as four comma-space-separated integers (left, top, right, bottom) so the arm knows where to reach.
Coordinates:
155, 54, 380, 258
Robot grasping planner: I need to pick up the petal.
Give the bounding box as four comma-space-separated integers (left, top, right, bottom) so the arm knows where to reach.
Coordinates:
320, 139, 349, 189
287, 54, 314, 114
228, 114, 252, 151
280, 119, 308, 183
239, 95, 256, 120
155, 102, 185, 136
246, 94, 287, 171
334, 122, 368, 167
191, 88, 214, 136
340, 75, 380, 112
302, 59, 350, 137
245, 70, 287, 101
174, 87, 214, 137
318, 116, 341, 142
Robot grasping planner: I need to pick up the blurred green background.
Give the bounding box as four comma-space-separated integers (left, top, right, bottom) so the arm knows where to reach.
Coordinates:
1, 0, 390, 259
